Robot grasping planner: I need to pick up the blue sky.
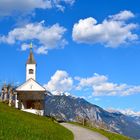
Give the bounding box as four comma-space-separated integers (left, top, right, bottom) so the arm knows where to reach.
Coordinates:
0, 0, 140, 113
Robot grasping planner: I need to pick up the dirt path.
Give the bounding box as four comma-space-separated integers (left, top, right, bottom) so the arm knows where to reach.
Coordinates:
61, 123, 109, 140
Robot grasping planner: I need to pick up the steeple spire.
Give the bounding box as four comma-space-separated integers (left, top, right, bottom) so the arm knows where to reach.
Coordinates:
26, 43, 36, 64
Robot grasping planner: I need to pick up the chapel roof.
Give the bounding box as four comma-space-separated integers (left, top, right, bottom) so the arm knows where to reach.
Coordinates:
26, 43, 36, 64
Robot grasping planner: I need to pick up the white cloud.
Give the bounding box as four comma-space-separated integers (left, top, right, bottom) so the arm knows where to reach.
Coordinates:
72, 10, 138, 48
21, 43, 30, 51
75, 73, 107, 90
44, 70, 73, 93
0, 21, 67, 54
35, 46, 48, 55
44, 70, 140, 97
0, 0, 75, 16
109, 10, 135, 21
76, 73, 140, 96
0, 0, 51, 16
52, 0, 75, 11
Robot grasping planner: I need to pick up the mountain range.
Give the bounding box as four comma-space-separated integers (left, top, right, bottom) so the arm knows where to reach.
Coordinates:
45, 94, 140, 139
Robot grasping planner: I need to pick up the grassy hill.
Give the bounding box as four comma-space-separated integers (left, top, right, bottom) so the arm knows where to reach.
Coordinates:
0, 102, 74, 140
0, 102, 133, 140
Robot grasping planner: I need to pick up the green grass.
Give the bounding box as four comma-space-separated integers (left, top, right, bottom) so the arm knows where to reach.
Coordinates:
0, 102, 74, 140
70, 122, 133, 140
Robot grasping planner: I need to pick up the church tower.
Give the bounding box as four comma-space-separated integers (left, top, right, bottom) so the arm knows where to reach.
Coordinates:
16, 43, 46, 116
26, 43, 36, 81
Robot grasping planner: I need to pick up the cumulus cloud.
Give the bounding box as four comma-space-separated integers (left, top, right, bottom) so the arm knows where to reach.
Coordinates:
109, 10, 135, 21
44, 71, 140, 97
75, 73, 140, 96
44, 70, 73, 93
52, 0, 75, 11
72, 10, 138, 48
0, 0, 75, 16
0, 0, 51, 16
21, 43, 30, 51
0, 21, 67, 54
75, 73, 107, 90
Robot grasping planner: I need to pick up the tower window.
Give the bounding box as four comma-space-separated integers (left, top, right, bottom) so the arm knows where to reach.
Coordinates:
29, 69, 34, 74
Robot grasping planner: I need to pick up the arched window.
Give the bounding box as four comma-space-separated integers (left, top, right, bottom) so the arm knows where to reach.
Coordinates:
29, 69, 34, 74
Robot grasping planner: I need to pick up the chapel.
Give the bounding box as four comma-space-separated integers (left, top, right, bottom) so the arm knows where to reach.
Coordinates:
15, 44, 46, 115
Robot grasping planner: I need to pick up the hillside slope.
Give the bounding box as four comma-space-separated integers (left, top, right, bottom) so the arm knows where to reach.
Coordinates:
0, 102, 73, 140
45, 95, 140, 139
